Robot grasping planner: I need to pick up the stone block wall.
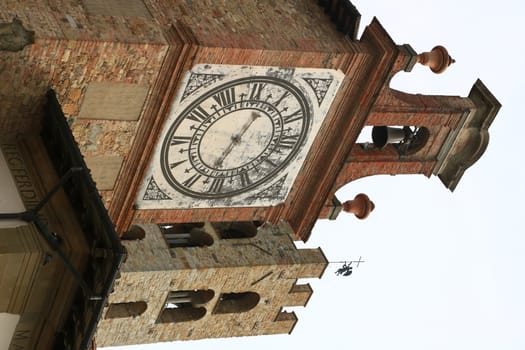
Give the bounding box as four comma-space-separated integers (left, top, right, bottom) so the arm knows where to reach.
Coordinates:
96, 221, 327, 346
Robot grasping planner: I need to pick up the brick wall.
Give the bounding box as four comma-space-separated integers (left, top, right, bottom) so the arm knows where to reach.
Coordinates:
0, 1, 165, 42
1, 3, 168, 208
147, 0, 348, 51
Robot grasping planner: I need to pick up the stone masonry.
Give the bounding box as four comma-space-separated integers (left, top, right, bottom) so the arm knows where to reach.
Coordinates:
96, 221, 327, 346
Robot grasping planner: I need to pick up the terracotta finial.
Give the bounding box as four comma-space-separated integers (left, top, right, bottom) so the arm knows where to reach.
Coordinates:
342, 193, 375, 220
417, 45, 455, 74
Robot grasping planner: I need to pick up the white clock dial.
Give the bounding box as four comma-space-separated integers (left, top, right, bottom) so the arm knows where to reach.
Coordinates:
160, 77, 310, 199
137, 65, 344, 209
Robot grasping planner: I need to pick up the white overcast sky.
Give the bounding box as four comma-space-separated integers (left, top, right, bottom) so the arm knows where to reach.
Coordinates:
105, 1, 525, 349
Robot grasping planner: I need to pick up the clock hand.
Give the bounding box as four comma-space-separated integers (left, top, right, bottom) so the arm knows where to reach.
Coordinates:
214, 112, 261, 168
237, 111, 261, 138
214, 139, 237, 168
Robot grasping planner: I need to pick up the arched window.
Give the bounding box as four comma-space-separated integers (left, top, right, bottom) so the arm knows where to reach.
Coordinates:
158, 289, 214, 323
212, 221, 261, 239
167, 290, 215, 306
158, 306, 206, 323
213, 292, 260, 314
121, 225, 145, 240
105, 301, 147, 319
159, 223, 213, 248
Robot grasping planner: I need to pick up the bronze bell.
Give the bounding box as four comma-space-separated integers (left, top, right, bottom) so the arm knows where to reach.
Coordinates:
371, 126, 410, 148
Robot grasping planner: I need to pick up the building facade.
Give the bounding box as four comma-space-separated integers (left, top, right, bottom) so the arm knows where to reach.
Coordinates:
0, 92, 124, 350
0, 0, 500, 349
96, 221, 326, 346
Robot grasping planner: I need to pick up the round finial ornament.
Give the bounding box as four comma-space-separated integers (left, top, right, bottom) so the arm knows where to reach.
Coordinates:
417, 45, 455, 74
342, 193, 375, 220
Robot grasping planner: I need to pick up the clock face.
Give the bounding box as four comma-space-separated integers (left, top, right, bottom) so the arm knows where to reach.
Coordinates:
137, 64, 344, 209
160, 76, 310, 199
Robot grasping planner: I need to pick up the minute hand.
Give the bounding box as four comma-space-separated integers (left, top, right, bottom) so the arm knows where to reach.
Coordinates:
239, 111, 261, 136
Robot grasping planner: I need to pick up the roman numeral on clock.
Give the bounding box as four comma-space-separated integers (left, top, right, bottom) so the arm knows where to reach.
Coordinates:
207, 178, 225, 193
249, 83, 266, 100
278, 134, 299, 149
169, 159, 186, 169
239, 172, 252, 187
282, 109, 303, 124
170, 136, 191, 146
187, 106, 210, 123
213, 87, 236, 107
264, 158, 278, 167
273, 90, 291, 107
182, 173, 201, 188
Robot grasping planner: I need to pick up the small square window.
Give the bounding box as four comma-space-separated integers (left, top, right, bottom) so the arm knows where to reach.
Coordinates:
79, 82, 149, 121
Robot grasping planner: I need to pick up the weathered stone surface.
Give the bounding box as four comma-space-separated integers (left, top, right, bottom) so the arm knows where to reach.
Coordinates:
85, 156, 124, 190
96, 221, 327, 346
0, 19, 34, 52
79, 82, 149, 121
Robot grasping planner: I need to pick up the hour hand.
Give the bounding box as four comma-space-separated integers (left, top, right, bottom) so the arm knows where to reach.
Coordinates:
214, 112, 261, 167
214, 140, 236, 168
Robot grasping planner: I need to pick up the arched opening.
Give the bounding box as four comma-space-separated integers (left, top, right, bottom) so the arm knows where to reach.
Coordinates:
212, 221, 260, 239
358, 126, 430, 156
213, 292, 260, 314
401, 127, 429, 155
166, 290, 215, 307
121, 225, 145, 240
105, 301, 147, 319
158, 289, 214, 323
159, 223, 213, 248
158, 306, 206, 323
191, 290, 215, 306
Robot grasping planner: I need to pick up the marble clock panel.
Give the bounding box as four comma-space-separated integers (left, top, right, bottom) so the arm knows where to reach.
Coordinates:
136, 64, 344, 209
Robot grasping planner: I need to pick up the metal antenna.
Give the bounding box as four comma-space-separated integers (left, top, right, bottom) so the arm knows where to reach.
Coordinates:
333, 256, 365, 276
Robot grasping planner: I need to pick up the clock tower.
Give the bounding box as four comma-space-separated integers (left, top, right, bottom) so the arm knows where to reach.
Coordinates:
0, 0, 500, 349
109, 1, 499, 243
0, 1, 498, 241
104, 0, 368, 234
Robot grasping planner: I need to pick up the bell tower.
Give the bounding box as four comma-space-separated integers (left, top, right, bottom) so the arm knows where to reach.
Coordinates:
95, 221, 327, 347
311, 45, 500, 240
334, 43, 499, 192
0, 1, 501, 349
343, 78, 499, 191
0, 0, 499, 239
